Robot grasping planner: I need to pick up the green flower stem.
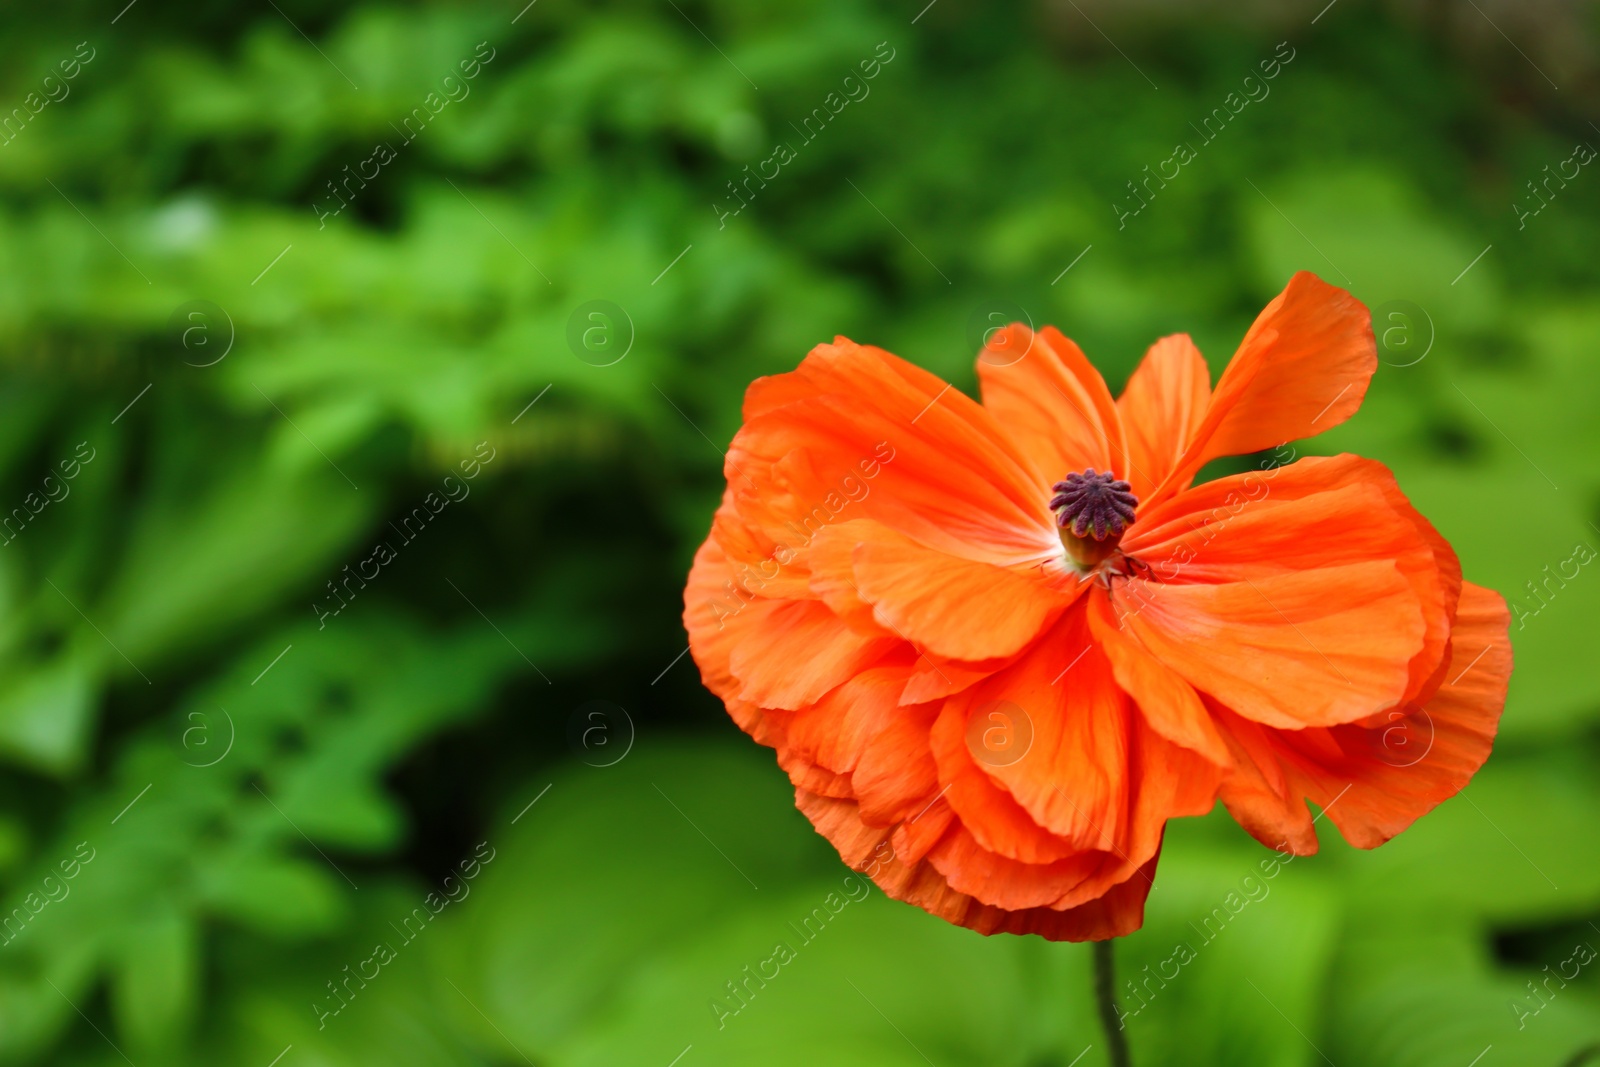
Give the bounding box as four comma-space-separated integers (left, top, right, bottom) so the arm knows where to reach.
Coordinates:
1092, 938, 1132, 1067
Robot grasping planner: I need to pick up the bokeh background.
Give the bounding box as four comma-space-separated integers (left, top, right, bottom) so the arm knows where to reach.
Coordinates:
0, 0, 1597, 1063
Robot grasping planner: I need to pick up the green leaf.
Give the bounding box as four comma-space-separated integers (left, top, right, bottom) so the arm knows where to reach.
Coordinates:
197, 851, 346, 937
442, 741, 837, 1058
0, 650, 95, 774
1118, 831, 1342, 1067
1326, 919, 1600, 1067
110, 902, 198, 1050
1328, 756, 1600, 924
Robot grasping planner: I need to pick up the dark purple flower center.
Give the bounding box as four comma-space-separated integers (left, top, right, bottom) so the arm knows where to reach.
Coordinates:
1050, 469, 1138, 542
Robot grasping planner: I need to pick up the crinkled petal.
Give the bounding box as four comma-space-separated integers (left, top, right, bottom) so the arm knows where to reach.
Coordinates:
796, 788, 1158, 942
1217, 583, 1510, 851
1114, 457, 1442, 728
977, 325, 1130, 493
764, 666, 942, 827
730, 338, 1052, 566
726, 598, 898, 710
1128, 455, 1459, 714
810, 519, 1078, 663
1155, 271, 1375, 501
942, 600, 1221, 873
1116, 333, 1211, 501
1089, 592, 1232, 768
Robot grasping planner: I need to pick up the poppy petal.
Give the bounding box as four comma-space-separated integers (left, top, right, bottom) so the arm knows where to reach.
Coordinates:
727, 598, 899, 710
929, 698, 1092, 866
926, 823, 1116, 910
1115, 560, 1423, 729
977, 325, 1130, 490
764, 666, 942, 827
1207, 704, 1321, 856
1088, 592, 1233, 768
1157, 272, 1375, 499
948, 602, 1222, 863
1116, 333, 1211, 500
1116, 458, 1443, 728
796, 787, 1157, 941
731, 338, 1051, 564
684, 530, 760, 708
810, 519, 1076, 663
899, 652, 1017, 705
1218, 582, 1510, 851
1128, 455, 1460, 714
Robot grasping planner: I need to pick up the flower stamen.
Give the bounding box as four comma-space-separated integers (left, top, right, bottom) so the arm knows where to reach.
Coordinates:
1050, 469, 1137, 571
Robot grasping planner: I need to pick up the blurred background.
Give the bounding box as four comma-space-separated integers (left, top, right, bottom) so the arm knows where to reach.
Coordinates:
0, 0, 1597, 1063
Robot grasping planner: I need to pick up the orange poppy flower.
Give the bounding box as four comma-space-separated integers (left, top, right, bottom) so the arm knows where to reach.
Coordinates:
683, 271, 1511, 941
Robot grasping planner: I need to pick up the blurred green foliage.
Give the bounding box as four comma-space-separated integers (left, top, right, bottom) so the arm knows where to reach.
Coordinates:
0, 0, 1596, 1063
